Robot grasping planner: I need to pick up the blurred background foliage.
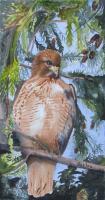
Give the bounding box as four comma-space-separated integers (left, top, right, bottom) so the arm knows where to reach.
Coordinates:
0, 0, 105, 199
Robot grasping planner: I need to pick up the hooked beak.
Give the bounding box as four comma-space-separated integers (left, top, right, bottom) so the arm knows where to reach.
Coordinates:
49, 66, 59, 77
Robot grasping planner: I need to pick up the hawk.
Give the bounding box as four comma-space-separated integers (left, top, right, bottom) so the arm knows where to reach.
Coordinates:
13, 49, 76, 198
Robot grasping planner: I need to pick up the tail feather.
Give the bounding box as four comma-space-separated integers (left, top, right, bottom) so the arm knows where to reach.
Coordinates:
27, 159, 55, 198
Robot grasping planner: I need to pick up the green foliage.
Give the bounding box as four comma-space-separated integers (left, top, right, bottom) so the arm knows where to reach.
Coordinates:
6, 2, 34, 30
0, 153, 23, 175
54, 155, 105, 199
74, 106, 88, 155
0, 59, 19, 97
0, 115, 24, 175
36, 0, 86, 11
75, 77, 105, 124
59, 1, 86, 46
5, 3, 35, 60
21, 28, 29, 53
90, 18, 102, 34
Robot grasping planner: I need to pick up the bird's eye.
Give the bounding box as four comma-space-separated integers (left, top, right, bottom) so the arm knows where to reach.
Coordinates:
46, 60, 53, 66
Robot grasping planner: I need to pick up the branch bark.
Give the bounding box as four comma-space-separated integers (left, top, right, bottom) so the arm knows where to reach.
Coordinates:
14, 147, 105, 173
20, 63, 32, 69
13, 130, 105, 172
19, 63, 93, 81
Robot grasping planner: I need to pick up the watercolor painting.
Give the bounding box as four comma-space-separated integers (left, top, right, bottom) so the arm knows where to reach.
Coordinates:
0, 0, 105, 199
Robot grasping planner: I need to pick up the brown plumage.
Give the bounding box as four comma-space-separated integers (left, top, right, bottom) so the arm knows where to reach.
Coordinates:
13, 49, 76, 198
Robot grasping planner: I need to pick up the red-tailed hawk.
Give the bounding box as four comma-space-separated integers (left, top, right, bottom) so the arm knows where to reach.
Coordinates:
13, 49, 76, 198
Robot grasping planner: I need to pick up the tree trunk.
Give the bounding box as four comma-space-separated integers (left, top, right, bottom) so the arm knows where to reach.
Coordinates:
0, 99, 9, 154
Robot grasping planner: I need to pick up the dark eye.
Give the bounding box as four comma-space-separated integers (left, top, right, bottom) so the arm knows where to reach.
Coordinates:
46, 60, 53, 66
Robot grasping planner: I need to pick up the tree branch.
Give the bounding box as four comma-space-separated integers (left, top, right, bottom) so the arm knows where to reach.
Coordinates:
20, 63, 32, 69
14, 147, 105, 173
13, 130, 105, 172
19, 63, 94, 81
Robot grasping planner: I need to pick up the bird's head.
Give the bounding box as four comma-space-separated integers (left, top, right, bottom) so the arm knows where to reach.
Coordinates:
31, 49, 61, 78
